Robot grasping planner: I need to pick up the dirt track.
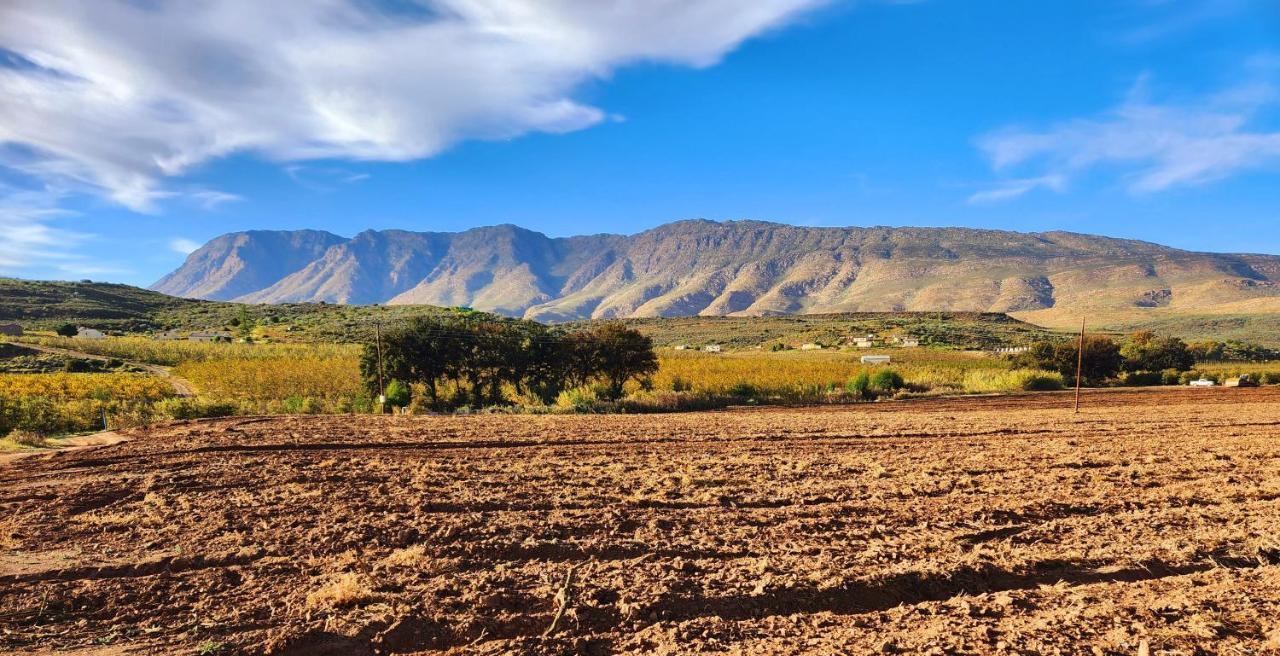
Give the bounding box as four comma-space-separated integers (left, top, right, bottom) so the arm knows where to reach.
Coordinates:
3, 387, 1280, 655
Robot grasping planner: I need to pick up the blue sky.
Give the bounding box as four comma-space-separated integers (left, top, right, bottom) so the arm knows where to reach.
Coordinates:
1, 0, 1278, 287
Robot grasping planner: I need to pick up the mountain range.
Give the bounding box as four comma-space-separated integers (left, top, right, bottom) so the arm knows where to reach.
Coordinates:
153, 220, 1280, 327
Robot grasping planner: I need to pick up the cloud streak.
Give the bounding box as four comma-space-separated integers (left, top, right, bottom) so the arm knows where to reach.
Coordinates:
0, 187, 88, 272
0, 0, 824, 212
973, 75, 1280, 201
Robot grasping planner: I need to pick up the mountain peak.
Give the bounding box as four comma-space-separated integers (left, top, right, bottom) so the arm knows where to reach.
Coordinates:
152, 220, 1280, 323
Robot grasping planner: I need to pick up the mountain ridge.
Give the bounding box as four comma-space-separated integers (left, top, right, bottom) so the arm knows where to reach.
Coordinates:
152, 220, 1280, 326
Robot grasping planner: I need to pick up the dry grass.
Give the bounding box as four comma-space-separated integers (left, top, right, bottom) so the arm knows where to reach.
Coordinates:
381, 544, 430, 568
305, 573, 372, 610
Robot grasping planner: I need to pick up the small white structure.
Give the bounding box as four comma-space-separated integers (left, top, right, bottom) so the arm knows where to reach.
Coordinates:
799, 342, 823, 351
0, 323, 22, 337
703, 344, 722, 353
75, 327, 105, 340
860, 355, 892, 365
994, 346, 1030, 354
1188, 378, 1215, 387
899, 338, 920, 348
673, 344, 690, 351
851, 334, 878, 348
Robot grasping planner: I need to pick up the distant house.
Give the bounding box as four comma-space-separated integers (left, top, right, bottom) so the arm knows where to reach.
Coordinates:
0, 323, 22, 337
190, 331, 233, 343
851, 335, 878, 348
860, 355, 891, 364
703, 344, 722, 353
673, 344, 690, 351
994, 346, 1030, 354
799, 343, 823, 351
75, 327, 105, 340
898, 337, 920, 348
154, 330, 183, 341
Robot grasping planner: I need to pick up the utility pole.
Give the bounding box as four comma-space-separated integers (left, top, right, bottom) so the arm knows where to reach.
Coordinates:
375, 319, 386, 414
1074, 318, 1085, 414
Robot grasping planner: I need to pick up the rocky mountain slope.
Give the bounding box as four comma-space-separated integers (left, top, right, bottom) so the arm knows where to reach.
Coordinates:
153, 220, 1280, 323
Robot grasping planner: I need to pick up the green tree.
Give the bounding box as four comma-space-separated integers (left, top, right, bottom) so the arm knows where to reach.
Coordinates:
384, 379, 411, 408
55, 323, 78, 337
1020, 336, 1123, 384
1121, 332, 1194, 372
573, 323, 658, 399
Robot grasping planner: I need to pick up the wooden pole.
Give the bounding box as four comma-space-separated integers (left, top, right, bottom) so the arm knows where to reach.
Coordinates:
375, 320, 386, 413
1074, 318, 1085, 414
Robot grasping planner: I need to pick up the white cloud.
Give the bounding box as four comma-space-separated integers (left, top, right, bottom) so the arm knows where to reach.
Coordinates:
0, 187, 88, 271
967, 175, 1065, 205
188, 190, 243, 211
169, 238, 203, 255
0, 0, 825, 212
975, 76, 1280, 197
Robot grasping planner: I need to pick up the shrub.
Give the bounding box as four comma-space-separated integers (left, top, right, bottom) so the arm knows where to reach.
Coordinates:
845, 372, 873, 400
1120, 371, 1163, 387
616, 390, 729, 413
869, 369, 905, 392
384, 379, 411, 408
6, 429, 48, 447
727, 381, 757, 398
154, 398, 237, 420
555, 386, 598, 412
963, 369, 1064, 393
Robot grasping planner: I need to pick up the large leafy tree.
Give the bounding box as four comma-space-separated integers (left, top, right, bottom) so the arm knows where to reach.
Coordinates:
577, 322, 658, 399
1019, 336, 1123, 384
1121, 332, 1194, 372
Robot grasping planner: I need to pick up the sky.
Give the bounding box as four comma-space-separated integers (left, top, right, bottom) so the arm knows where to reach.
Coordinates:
1, 0, 1278, 287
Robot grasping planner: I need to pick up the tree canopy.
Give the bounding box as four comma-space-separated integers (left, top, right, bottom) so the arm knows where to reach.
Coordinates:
360, 315, 656, 410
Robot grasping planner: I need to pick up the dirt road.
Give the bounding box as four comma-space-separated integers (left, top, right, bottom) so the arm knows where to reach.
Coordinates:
13, 342, 196, 397
2, 386, 1279, 654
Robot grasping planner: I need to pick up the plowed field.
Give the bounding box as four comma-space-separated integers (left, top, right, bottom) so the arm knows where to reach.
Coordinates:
3, 387, 1280, 655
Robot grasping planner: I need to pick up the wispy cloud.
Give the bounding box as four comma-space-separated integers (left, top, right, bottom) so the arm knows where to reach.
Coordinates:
0, 0, 826, 212
966, 175, 1065, 205
0, 187, 87, 271
187, 190, 243, 211
973, 73, 1280, 200
285, 165, 373, 192
168, 238, 203, 255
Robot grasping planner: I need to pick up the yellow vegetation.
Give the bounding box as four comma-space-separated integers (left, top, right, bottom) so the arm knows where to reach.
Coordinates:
0, 373, 173, 401
305, 572, 371, 609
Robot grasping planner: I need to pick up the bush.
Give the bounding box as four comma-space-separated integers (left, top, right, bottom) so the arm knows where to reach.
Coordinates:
963, 369, 1065, 393
845, 372, 873, 400
6, 429, 48, 447
616, 390, 730, 413
869, 369, 905, 392
727, 381, 757, 398
1120, 371, 1163, 387
154, 398, 237, 420
555, 386, 598, 412
384, 379, 411, 408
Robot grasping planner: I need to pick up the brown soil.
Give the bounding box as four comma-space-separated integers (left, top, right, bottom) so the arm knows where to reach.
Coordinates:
3, 387, 1280, 655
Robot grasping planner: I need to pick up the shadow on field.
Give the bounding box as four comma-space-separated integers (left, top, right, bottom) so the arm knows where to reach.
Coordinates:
648, 553, 1274, 625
